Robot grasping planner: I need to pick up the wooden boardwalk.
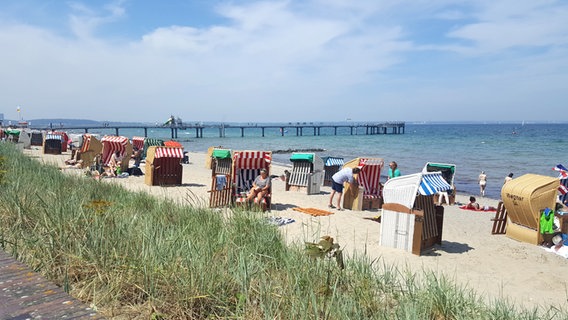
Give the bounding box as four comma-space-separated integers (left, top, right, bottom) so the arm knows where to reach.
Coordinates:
0, 250, 104, 319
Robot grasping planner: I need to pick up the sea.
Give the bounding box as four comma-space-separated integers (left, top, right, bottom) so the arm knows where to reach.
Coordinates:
66, 122, 568, 200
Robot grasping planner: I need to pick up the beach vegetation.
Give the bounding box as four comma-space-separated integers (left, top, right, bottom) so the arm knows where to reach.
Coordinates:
0, 143, 566, 319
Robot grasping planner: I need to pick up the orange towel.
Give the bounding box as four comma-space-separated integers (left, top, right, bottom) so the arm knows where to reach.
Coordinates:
293, 207, 334, 216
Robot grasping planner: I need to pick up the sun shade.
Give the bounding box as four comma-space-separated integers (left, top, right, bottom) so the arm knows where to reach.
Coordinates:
164, 140, 182, 148
155, 147, 184, 158
425, 163, 455, 173
212, 149, 231, 159
290, 153, 313, 162
418, 173, 452, 195
323, 157, 344, 166
45, 134, 62, 140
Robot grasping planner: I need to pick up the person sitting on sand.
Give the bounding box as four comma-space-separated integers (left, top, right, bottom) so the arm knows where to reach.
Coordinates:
109, 151, 123, 177
466, 196, 497, 211
246, 168, 271, 204
132, 147, 142, 168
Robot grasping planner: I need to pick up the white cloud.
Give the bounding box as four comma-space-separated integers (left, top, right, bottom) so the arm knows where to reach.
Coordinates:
0, 0, 566, 122
446, 0, 568, 54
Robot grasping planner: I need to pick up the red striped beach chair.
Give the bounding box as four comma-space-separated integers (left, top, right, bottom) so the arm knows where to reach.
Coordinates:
342, 157, 384, 210
101, 135, 133, 172
132, 136, 145, 151
145, 146, 184, 186
53, 131, 69, 152
233, 150, 272, 211
78, 134, 103, 169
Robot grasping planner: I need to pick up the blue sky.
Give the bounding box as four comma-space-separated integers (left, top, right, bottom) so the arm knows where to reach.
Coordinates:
1, 0, 567, 123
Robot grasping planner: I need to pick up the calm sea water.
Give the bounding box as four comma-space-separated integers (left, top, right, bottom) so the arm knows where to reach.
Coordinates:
72, 123, 568, 200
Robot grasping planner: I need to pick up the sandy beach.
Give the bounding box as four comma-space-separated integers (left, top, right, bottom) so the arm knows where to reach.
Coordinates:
24, 146, 568, 311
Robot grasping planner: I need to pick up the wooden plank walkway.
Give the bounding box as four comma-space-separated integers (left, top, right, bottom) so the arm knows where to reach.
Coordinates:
0, 250, 104, 319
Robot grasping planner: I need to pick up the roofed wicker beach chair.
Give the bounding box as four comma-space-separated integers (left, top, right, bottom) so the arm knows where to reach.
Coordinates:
342, 157, 384, 210
101, 135, 133, 173
285, 152, 324, 195
501, 174, 559, 245
322, 156, 344, 187
233, 150, 272, 211
381, 171, 452, 255
208, 148, 233, 208
43, 133, 63, 155
144, 146, 184, 186
78, 134, 103, 169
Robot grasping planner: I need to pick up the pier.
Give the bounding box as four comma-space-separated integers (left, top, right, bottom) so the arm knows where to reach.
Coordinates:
28, 122, 405, 139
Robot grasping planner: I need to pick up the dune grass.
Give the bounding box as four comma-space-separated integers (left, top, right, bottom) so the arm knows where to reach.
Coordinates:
0, 143, 565, 319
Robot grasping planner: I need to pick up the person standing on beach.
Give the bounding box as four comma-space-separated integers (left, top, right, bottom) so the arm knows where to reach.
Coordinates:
388, 161, 401, 180
478, 171, 487, 197
329, 167, 361, 210
504, 173, 513, 185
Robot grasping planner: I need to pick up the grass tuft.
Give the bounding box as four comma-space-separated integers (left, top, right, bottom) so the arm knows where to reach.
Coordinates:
0, 143, 565, 319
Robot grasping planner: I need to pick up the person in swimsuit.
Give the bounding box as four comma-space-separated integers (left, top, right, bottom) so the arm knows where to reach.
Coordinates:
466, 196, 497, 211
478, 171, 487, 197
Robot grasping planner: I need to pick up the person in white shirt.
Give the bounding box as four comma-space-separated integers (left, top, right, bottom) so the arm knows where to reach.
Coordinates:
328, 167, 361, 210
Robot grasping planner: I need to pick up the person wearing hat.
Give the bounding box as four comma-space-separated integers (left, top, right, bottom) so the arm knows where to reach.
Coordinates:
246, 168, 271, 204
552, 233, 568, 251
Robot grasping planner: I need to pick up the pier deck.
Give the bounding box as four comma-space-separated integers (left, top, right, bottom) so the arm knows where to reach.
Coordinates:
27, 122, 405, 139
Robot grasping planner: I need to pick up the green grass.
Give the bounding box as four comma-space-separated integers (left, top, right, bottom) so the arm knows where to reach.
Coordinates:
0, 143, 566, 319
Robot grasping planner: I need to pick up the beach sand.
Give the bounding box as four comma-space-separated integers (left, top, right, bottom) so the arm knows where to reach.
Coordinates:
25, 147, 568, 310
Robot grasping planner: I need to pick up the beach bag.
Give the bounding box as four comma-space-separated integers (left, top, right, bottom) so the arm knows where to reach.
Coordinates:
128, 167, 144, 176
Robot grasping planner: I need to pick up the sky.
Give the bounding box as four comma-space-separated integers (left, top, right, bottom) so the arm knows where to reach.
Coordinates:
0, 0, 567, 124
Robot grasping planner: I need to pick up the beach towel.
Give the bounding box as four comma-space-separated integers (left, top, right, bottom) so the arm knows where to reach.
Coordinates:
543, 245, 568, 259
459, 205, 497, 212
540, 209, 555, 234
215, 174, 227, 190
266, 216, 295, 226
293, 207, 334, 216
